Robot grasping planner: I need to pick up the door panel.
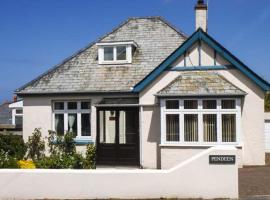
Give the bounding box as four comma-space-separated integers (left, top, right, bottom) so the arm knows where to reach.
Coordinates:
118, 110, 139, 164
97, 108, 139, 165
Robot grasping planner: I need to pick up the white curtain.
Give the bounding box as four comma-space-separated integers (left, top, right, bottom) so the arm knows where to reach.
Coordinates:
55, 115, 59, 131
68, 114, 76, 132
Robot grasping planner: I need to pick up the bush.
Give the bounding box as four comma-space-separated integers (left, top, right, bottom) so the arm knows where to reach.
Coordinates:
26, 128, 45, 160
58, 132, 76, 155
25, 129, 96, 169
83, 144, 96, 169
0, 133, 26, 159
36, 131, 84, 169
0, 150, 18, 168
36, 153, 84, 169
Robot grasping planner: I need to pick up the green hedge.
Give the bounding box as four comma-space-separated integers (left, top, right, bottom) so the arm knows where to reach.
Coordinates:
0, 133, 26, 160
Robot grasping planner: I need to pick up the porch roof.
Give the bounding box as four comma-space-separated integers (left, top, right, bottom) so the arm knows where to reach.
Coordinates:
95, 98, 139, 107
156, 71, 246, 97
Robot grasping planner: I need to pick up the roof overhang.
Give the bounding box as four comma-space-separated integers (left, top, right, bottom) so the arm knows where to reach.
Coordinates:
96, 40, 138, 48
156, 94, 246, 98
9, 100, 23, 108
133, 28, 270, 93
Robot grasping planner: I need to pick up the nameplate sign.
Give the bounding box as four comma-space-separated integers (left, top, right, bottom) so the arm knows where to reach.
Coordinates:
209, 155, 236, 165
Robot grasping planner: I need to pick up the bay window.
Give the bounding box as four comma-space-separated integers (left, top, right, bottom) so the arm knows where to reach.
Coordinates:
161, 98, 241, 145
53, 101, 91, 139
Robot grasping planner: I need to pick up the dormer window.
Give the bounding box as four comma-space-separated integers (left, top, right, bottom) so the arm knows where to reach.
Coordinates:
97, 41, 137, 64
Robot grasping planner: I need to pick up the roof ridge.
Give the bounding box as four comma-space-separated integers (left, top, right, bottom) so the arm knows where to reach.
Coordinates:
126, 16, 188, 38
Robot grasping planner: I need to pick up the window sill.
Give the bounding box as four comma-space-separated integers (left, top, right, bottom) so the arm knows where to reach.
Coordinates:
99, 60, 131, 65
74, 138, 94, 145
159, 143, 243, 148
50, 138, 93, 145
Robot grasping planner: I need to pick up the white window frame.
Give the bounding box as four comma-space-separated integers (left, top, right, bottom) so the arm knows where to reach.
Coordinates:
52, 101, 91, 140
97, 41, 137, 64
12, 108, 23, 126
160, 98, 241, 146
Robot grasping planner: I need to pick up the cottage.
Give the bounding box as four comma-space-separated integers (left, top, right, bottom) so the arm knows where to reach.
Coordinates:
16, 0, 270, 168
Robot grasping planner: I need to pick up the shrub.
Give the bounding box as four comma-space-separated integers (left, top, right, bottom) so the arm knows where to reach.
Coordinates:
26, 128, 45, 160
0, 150, 18, 168
36, 152, 84, 169
0, 133, 26, 159
17, 160, 36, 169
36, 131, 84, 169
58, 132, 76, 155
83, 144, 96, 169
26, 129, 96, 169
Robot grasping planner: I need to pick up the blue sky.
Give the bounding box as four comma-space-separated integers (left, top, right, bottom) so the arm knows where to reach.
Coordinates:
0, 0, 270, 102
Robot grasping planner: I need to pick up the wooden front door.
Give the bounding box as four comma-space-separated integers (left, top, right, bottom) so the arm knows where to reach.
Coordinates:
96, 107, 139, 165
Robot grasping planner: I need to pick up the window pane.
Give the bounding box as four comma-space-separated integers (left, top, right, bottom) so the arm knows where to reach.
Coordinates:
166, 114, 179, 141
184, 114, 198, 142
68, 102, 77, 110
16, 109, 23, 114
184, 100, 198, 109
165, 100, 179, 109
221, 100, 236, 109
68, 114, 77, 136
81, 102, 90, 109
81, 114, 91, 136
104, 47, 114, 61
222, 114, 236, 142
203, 114, 217, 142
203, 100, 217, 109
99, 111, 116, 144
15, 116, 23, 129
116, 46, 126, 60
55, 114, 64, 136
54, 102, 64, 110
119, 110, 139, 144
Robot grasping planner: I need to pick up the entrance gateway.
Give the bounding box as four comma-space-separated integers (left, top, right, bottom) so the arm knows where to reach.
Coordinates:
96, 107, 140, 165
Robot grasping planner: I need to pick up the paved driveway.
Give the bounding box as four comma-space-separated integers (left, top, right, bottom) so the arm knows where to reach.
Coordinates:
239, 166, 270, 198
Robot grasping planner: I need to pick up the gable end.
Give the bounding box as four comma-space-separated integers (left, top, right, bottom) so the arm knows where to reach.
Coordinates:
133, 28, 270, 92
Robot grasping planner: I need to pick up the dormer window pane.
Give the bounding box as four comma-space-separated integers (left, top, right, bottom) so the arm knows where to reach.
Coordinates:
104, 47, 114, 61
117, 46, 126, 60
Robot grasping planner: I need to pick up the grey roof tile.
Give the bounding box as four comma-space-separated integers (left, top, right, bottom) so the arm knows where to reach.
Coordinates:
16, 17, 186, 94
157, 71, 246, 96
0, 102, 12, 125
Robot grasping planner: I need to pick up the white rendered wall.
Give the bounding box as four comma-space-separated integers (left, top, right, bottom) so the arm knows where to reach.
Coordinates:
0, 146, 238, 199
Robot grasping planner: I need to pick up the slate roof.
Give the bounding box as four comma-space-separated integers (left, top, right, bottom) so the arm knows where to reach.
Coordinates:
157, 71, 246, 96
16, 17, 187, 94
0, 102, 12, 125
